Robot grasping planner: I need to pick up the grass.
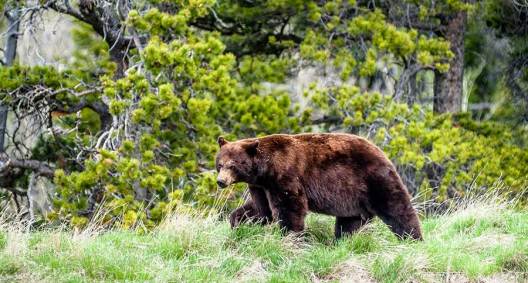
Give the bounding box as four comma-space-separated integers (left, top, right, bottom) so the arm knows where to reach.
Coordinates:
0, 194, 527, 283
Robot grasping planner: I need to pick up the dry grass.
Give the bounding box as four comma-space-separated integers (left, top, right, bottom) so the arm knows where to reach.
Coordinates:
0, 191, 527, 282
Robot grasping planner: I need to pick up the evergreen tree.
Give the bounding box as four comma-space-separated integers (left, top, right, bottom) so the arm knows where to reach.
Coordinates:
0, 0, 526, 226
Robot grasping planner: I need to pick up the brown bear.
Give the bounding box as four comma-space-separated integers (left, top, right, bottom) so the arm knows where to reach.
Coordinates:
215, 133, 422, 240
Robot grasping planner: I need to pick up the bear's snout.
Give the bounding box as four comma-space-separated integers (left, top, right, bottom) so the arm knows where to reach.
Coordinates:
217, 169, 236, 188
217, 179, 228, 188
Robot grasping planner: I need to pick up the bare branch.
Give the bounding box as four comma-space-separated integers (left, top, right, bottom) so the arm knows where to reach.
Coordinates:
310, 115, 342, 125
1, 186, 27, 196
393, 64, 431, 102
0, 153, 55, 178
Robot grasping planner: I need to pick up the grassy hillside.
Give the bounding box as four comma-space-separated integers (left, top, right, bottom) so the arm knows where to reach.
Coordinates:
0, 195, 527, 283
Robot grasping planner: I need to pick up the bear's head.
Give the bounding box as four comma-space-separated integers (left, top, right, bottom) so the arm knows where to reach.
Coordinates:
215, 136, 260, 188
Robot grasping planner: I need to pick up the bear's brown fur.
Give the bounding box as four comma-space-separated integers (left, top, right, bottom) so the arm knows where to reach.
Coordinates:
215, 133, 422, 240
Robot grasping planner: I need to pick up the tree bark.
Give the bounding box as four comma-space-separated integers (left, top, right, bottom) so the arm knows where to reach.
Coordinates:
433, 11, 466, 113
0, 9, 21, 152
48, 0, 133, 78
0, 106, 7, 153
394, 64, 422, 104
0, 155, 55, 178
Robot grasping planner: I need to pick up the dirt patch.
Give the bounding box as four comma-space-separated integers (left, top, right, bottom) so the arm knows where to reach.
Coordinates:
471, 233, 516, 251
236, 260, 269, 282
423, 272, 526, 283
317, 258, 376, 283
0, 272, 46, 283
480, 272, 527, 283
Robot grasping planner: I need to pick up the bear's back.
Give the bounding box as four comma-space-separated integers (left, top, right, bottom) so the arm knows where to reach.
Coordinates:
260, 133, 385, 162
256, 133, 391, 178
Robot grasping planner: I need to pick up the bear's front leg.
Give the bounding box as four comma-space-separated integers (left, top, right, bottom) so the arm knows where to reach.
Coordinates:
266, 185, 308, 233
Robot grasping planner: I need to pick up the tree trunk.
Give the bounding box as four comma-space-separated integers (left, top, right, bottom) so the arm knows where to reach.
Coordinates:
394, 64, 421, 104
0, 106, 7, 152
110, 48, 129, 79
433, 11, 466, 114
0, 9, 21, 152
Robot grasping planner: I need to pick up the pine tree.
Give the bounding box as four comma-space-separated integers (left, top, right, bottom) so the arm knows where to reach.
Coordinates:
0, 0, 526, 226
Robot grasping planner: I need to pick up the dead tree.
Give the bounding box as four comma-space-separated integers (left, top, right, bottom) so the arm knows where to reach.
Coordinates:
0, 8, 21, 152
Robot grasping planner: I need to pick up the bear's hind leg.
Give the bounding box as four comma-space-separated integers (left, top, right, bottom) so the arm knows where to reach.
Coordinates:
335, 216, 371, 239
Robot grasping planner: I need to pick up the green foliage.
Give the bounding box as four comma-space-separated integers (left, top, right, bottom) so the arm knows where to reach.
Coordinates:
463, 0, 528, 125
0, 232, 5, 250
49, 4, 303, 227
1, 0, 526, 228
303, 85, 528, 202
0, 255, 21, 276
68, 22, 116, 77
298, 6, 454, 79
371, 254, 418, 283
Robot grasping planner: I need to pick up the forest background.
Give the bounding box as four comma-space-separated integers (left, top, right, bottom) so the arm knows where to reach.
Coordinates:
0, 0, 527, 228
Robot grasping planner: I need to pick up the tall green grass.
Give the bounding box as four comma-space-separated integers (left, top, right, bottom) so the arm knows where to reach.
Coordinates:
0, 193, 527, 282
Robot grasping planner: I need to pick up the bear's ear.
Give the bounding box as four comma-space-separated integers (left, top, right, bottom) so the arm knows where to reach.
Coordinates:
245, 140, 260, 156
217, 136, 228, 147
